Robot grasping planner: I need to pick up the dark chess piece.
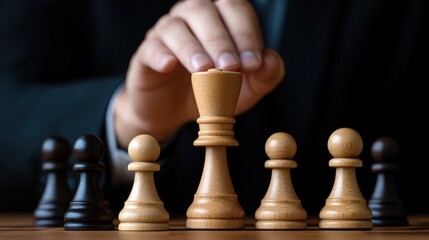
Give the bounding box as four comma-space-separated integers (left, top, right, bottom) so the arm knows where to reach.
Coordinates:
34, 136, 72, 227
368, 136, 408, 226
63, 134, 115, 230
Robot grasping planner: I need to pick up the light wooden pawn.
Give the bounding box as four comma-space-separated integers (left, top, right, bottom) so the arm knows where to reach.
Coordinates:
319, 127, 373, 229
255, 132, 307, 229
118, 134, 169, 231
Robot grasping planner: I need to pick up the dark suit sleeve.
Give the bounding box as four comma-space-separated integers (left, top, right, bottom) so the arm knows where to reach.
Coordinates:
0, 1, 125, 211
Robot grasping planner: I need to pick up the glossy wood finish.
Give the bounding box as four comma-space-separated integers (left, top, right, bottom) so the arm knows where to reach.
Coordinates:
319, 128, 373, 229
118, 134, 169, 231
63, 134, 115, 230
186, 69, 245, 229
255, 132, 307, 229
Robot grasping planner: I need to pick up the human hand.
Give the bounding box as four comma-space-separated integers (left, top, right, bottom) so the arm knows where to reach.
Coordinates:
114, 0, 285, 148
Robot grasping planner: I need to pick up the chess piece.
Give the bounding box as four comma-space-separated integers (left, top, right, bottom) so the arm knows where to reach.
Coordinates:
186, 69, 245, 229
368, 136, 408, 226
118, 134, 169, 231
319, 127, 373, 229
34, 136, 72, 227
63, 134, 115, 230
255, 132, 307, 229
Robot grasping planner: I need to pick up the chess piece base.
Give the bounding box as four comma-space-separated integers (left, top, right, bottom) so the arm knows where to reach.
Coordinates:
118, 222, 169, 231
186, 219, 245, 229
372, 218, 409, 227
34, 219, 64, 227
63, 222, 115, 231
319, 220, 373, 229
255, 220, 307, 229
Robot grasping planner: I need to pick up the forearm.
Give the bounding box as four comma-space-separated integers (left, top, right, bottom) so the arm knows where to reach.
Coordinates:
0, 76, 123, 212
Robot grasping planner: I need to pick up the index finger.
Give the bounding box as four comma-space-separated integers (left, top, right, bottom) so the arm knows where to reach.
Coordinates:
215, 0, 264, 72
171, 0, 241, 71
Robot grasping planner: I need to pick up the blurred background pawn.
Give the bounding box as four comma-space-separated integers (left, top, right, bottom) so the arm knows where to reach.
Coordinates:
368, 136, 408, 226
34, 136, 72, 227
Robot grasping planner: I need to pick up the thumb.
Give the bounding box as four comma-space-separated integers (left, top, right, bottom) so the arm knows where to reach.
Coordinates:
236, 48, 285, 115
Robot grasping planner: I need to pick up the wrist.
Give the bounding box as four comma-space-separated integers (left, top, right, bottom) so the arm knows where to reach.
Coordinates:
113, 88, 181, 148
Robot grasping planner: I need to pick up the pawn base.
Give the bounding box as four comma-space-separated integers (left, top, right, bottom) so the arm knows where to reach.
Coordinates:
34, 219, 64, 227
372, 218, 409, 227
319, 220, 373, 230
63, 222, 115, 231
118, 222, 169, 231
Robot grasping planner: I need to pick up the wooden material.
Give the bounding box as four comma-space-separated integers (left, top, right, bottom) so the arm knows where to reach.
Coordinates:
319, 127, 373, 229
2, 214, 429, 239
118, 134, 170, 231
255, 132, 307, 229
186, 69, 245, 229
63, 134, 115, 230
369, 136, 408, 226
34, 136, 72, 227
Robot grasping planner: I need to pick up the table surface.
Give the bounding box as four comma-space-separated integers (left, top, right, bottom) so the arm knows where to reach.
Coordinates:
1, 214, 429, 240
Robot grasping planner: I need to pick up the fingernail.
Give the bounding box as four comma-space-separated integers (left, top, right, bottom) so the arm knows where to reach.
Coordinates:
191, 53, 212, 71
240, 51, 261, 69
217, 52, 240, 69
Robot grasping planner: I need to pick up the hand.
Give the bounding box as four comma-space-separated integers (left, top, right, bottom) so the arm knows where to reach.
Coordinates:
114, 0, 285, 148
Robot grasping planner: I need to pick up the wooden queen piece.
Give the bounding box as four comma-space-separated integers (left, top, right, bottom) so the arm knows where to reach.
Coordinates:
186, 69, 245, 229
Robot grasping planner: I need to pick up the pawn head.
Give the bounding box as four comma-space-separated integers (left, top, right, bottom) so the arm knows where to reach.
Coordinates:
371, 136, 398, 163
128, 134, 160, 162
42, 135, 71, 162
73, 134, 104, 162
328, 127, 363, 158
265, 132, 297, 159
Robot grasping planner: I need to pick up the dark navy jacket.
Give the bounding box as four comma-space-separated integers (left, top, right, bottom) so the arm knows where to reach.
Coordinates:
0, 0, 427, 216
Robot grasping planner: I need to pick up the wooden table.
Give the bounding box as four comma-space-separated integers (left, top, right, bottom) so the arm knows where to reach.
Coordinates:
1, 214, 429, 240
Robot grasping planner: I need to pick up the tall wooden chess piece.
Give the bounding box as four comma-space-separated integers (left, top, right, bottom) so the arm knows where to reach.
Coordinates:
34, 136, 72, 227
186, 69, 245, 229
118, 134, 170, 231
255, 132, 307, 229
64, 134, 115, 230
368, 136, 408, 226
319, 127, 373, 230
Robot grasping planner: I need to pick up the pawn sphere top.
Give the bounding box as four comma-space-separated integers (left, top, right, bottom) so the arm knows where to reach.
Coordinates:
128, 134, 160, 162
265, 132, 297, 159
73, 134, 104, 162
42, 136, 71, 162
371, 136, 398, 163
328, 127, 363, 158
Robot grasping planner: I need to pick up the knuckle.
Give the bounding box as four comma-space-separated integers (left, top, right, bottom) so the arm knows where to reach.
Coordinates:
215, 0, 248, 9
171, 0, 214, 17
232, 30, 254, 43
204, 33, 230, 47
144, 28, 155, 40
156, 15, 177, 29
153, 15, 185, 35
178, 42, 201, 57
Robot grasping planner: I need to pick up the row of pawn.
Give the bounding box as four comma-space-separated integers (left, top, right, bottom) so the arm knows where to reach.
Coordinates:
33, 128, 407, 230
255, 128, 407, 230
33, 134, 168, 230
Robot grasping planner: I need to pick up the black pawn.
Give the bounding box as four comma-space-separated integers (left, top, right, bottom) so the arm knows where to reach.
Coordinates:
368, 136, 408, 226
64, 134, 115, 230
34, 136, 72, 227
